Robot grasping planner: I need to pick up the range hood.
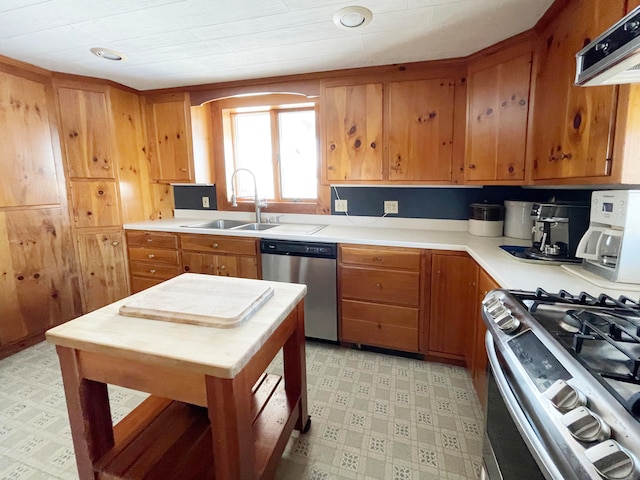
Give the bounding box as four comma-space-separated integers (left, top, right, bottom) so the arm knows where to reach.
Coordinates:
575, 6, 640, 86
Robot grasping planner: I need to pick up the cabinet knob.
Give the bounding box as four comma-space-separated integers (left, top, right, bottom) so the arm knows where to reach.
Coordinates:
102, 165, 109, 170
219, 265, 226, 270
148, 254, 155, 258
149, 269, 156, 274
146, 238, 153, 243
468, 164, 476, 169
212, 243, 219, 248
111, 241, 119, 246
561, 152, 573, 160
376, 282, 382, 289
180, 168, 188, 172
375, 256, 383, 262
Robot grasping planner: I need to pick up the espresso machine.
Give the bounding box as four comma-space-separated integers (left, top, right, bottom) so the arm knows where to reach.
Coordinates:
525, 201, 590, 263
575, 190, 640, 283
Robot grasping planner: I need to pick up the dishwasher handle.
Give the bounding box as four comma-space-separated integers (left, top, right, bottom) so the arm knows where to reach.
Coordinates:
260, 239, 337, 259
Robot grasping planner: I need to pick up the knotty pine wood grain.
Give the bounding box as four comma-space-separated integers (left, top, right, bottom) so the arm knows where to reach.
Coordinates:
0, 70, 60, 207
0, 208, 81, 351
69, 180, 121, 228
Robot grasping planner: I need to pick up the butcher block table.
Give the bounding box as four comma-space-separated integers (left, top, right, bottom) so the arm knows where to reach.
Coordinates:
46, 274, 309, 480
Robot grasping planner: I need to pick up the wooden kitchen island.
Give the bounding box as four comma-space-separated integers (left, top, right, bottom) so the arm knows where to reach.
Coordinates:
46, 274, 309, 480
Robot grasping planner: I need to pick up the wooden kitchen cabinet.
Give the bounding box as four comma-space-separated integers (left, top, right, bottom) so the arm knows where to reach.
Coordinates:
529, 0, 625, 182
57, 87, 115, 179
323, 84, 384, 182
0, 71, 60, 208
69, 180, 121, 228
76, 230, 129, 313
339, 244, 423, 353
428, 252, 478, 362
126, 230, 181, 293
145, 93, 195, 183
179, 234, 260, 279
466, 43, 532, 183
470, 268, 499, 410
388, 79, 455, 182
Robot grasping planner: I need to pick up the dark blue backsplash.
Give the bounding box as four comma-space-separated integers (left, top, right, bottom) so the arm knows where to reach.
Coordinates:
174, 184, 594, 220
330, 186, 593, 219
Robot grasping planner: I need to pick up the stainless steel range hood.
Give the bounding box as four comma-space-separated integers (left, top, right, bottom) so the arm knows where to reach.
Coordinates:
575, 6, 640, 86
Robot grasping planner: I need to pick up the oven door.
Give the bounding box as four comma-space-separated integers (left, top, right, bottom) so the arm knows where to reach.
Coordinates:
482, 333, 564, 480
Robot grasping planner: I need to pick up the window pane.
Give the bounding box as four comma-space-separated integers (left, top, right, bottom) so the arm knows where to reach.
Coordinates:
278, 110, 317, 199
232, 112, 274, 199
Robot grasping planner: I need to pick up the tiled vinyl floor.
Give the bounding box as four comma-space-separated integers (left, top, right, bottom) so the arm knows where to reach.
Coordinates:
0, 341, 484, 480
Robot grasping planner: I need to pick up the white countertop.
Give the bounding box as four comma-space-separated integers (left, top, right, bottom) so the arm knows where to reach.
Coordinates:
124, 211, 640, 299
46, 275, 306, 379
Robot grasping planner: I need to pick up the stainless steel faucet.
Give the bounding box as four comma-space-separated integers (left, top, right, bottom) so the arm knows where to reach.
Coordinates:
229, 168, 266, 223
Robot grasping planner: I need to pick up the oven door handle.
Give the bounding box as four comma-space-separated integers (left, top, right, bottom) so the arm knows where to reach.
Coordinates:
485, 332, 563, 480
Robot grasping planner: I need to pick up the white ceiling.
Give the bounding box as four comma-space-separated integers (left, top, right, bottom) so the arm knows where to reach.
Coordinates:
0, 0, 553, 91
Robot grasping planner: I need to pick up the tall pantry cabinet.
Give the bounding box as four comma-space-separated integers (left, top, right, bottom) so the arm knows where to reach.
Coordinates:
54, 80, 154, 313
0, 64, 82, 358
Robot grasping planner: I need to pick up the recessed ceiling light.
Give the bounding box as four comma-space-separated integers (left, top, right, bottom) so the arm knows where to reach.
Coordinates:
90, 47, 126, 61
333, 6, 372, 29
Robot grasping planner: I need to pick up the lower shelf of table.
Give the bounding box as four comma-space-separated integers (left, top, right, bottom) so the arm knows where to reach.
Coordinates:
95, 373, 300, 480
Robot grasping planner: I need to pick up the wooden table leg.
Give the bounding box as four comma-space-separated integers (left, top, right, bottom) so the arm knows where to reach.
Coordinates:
283, 301, 309, 432
56, 346, 114, 480
205, 371, 255, 480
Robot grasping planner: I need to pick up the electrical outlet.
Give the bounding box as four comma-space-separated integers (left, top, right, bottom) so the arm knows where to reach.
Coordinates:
202, 196, 210, 208
384, 200, 398, 214
335, 199, 348, 212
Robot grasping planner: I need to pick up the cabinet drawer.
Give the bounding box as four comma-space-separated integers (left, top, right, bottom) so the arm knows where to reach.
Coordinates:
130, 276, 166, 294
129, 261, 181, 280
340, 245, 421, 270
341, 301, 419, 352
127, 231, 178, 249
128, 247, 179, 265
340, 266, 420, 307
179, 234, 257, 255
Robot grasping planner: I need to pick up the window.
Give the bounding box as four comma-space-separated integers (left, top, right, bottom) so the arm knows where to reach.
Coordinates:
223, 103, 318, 205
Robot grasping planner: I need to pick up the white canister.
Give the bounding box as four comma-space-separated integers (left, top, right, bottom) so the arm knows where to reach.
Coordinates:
504, 200, 534, 239
468, 203, 504, 237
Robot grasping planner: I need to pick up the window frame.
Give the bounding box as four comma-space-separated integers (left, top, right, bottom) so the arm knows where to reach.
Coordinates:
211, 94, 322, 215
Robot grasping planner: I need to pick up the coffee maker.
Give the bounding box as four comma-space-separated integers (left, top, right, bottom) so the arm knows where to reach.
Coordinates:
525, 201, 590, 262
575, 190, 640, 283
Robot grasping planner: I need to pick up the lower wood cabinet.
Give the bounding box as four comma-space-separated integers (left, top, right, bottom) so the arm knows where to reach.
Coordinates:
339, 244, 423, 353
470, 268, 499, 409
428, 252, 478, 363
179, 234, 259, 279
126, 230, 181, 293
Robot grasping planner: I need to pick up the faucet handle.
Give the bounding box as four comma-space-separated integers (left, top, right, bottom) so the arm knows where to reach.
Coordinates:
267, 215, 283, 224
258, 197, 268, 208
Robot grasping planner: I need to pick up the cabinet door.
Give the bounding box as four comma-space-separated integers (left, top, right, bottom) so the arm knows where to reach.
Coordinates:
76, 231, 128, 313
388, 79, 455, 181
0, 208, 81, 348
429, 253, 478, 360
145, 93, 194, 182
0, 71, 60, 207
57, 87, 115, 178
182, 251, 218, 275
324, 84, 383, 181
531, 0, 624, 181
69, 180, 121, 228
466, 52, 531, 182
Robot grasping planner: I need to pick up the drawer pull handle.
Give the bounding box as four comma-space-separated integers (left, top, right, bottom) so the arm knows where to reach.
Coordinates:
146, 238, 153, 243
212, 243, 219, 248
219, 265, 226, 270
376, 282, 382, 289
149, 269, 156, 274
180, 168, 188, 172
111, 241, 119, 246
375, 256, 383, 262
103, 165, 110, 170
148, 254, 155, 259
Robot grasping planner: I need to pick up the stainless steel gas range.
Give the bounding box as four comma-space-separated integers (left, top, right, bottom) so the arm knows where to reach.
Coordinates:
482, 288, 640, 480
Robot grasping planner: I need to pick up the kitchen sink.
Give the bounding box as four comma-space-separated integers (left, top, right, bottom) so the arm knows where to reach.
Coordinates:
232, 223, 279, 231
183, 219, 247, 229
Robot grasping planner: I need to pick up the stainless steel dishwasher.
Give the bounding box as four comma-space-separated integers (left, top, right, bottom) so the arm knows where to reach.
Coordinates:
260, 239, 337, 341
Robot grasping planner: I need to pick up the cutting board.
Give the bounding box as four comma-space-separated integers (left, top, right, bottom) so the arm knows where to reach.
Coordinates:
118, 274, 274, 328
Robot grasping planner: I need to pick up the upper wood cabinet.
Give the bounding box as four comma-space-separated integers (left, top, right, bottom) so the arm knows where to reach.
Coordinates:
529, 0, 625, 183
322, 76, 460, 184
0, 71, 60, 207
388, 79, 454, 181
145, 93, 195, 183
57, 87, 115, 179
324, 84, 383, 182
465, 44, 532, 184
